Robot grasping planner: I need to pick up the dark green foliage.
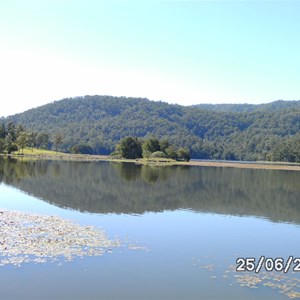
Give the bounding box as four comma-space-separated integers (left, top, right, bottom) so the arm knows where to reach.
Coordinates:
36, 133, 50, 149
4, 134, 13, 154
159, 139, 170, 153
7, 122, 16, 141
53, 133, 64, 151
9, 144, 18, 154
142, 137, 160, 153
16, 124, 26, 138
4, 95, 300, 162
71, 144, 94, 155
4, 134, 18, 154
0, 139, 4, 153
0, 123, 6, 139
271, 138, 300, 163
193, 100, 300, 113
27, 131, 38, 149
0, 121, 62, 154
117, 136, 187, 161
119, 137, 142, 159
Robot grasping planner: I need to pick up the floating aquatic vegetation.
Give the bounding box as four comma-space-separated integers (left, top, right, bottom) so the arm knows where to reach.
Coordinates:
231, 270, 300, 298
0, 209, 121, 267
193, 257, 300, 299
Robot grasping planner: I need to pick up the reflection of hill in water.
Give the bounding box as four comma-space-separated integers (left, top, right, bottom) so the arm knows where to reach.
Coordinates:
1, 158, 300, 224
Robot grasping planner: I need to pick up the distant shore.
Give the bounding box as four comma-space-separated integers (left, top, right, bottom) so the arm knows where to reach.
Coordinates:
186, 160, 300, 171
2, 151, 300, 171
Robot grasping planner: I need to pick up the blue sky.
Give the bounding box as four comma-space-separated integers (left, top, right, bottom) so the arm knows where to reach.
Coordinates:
1, 0, 299, 116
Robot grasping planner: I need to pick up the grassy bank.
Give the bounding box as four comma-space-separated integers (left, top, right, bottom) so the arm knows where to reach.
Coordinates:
14, 148, 64, 156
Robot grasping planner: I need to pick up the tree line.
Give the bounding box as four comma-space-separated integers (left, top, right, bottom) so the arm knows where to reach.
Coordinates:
4, 95, 300, 162
0, 122, 63, 154
111, 136, 190, 161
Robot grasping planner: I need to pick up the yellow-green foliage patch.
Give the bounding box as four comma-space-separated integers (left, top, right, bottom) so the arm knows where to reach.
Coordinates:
13, 147, 65, 156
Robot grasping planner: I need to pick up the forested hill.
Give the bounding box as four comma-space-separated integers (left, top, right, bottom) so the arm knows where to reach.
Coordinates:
5, 95, 300, 161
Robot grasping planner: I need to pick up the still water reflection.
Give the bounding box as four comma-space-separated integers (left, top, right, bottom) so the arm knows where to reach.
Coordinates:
1, 157, 300, 300
1, 157, 300, 223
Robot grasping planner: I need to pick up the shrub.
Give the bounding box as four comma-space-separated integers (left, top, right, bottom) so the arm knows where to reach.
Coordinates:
151, 151, 167, 158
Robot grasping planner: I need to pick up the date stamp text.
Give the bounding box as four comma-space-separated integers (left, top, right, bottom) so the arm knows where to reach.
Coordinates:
236, 256, 300, 273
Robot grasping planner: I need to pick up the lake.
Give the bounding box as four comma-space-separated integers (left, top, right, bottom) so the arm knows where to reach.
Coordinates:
1, 157, 300, 299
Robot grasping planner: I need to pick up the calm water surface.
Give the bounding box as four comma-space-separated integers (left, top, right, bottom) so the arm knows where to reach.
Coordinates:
1, 158, 300, 299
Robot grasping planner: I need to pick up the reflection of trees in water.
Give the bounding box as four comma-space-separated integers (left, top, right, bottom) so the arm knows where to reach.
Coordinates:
1, 157, 300, 224
0, 158, 50, 184
112, 162, 190, 184
111, 162, 141, 182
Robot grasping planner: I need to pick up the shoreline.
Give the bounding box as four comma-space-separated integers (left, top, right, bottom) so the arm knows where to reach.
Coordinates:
2, 153, 300, 171
185, 160, 300, 171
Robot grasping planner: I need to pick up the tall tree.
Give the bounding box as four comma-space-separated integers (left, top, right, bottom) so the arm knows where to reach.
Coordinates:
27, 131, 38, 150
7, 122, 16, 141
159, 139, 170, 153
5, 133, 18, 154
36, 133, 50, 149
16, 124, 26, 138
119, 137, 142, 159
165, 146, 178, 160
53, 133, 64, 151
16, 132, 29, 154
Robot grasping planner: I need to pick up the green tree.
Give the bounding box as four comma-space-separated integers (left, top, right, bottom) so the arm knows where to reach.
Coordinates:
36, 133, 50, 149
4, 95, 300, 161
5, 133, 18, 154
177, 147, 191, 162
7, 122, 16, 141
159, 139, 170, 153
27, 131, 38, 150
165, 146, 178, 160
16, 124, 26, 138
0, 123, 6, 139
119, 137, 142, 159
16, 132, 29, 154
53, 133, 64, 151
0, 139, 5, 153
142, 150, 152, 158
142, 137, 160, 154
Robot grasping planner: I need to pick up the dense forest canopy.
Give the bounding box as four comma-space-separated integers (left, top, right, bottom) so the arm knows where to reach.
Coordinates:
193, 100, 300, 113
2, 95, 300, 162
